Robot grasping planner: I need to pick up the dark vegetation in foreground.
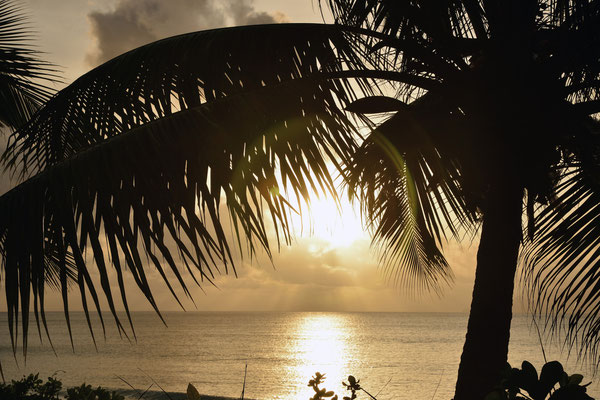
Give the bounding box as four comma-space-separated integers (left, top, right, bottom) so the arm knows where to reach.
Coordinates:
306, 359, 595, 400
1, 359, 596, 400
0, 374, 124, 400
484, 360, 594, 400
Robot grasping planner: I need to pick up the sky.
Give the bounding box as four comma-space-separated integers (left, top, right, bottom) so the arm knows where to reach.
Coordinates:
0, 0, 509, 314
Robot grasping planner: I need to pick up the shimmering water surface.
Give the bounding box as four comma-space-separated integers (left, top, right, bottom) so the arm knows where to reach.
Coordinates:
0, 312, 597, 399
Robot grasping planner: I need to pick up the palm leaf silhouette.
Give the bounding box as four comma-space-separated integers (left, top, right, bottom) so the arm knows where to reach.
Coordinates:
0, 23, 380, 357
0, 0, 57, 130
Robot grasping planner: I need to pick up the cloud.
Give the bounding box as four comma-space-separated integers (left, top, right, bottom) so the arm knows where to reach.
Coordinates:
226, 2, 287, 25
85, 0, 287, 67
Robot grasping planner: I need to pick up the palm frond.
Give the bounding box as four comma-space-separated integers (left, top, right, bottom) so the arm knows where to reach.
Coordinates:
0, 0, 58, 130
521, 133, 600, 361
0, 23, 378, 357
546, 0, 600, 27
538, 1, 600, 111
344, 93, 476, 293
2, 23, 370, 178
323, 1, 484, 106
325, 0, 487, 40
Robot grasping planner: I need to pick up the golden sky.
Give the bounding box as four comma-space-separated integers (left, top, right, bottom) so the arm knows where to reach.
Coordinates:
0, 0, 504, 313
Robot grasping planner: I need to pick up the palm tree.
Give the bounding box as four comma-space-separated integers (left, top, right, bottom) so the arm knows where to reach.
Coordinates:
1, 1, 599, 399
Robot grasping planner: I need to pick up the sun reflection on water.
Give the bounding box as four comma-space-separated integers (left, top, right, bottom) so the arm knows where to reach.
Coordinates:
286, 313, 356, 400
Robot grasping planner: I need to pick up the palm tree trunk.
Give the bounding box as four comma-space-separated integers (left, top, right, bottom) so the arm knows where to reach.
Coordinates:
454, 182, 523, 400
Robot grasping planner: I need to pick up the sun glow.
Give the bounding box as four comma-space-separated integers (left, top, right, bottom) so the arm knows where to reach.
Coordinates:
290, 190, 370, 248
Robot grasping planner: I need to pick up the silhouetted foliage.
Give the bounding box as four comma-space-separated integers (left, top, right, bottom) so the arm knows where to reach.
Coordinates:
65, 384, 124, 400
308, 372, 338, 400
341, 375, 363, 400
307, 373, 377, 400
0, 0, 57, 130
0, 374, 124, 400
485, 360, 594, 400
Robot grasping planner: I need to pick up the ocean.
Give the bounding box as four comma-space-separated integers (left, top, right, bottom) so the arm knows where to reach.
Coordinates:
0, 312, 597, 399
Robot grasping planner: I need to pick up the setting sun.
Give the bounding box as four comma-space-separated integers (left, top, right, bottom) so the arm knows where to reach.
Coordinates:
277, 162, 371, 249
291, 191, 370, 248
